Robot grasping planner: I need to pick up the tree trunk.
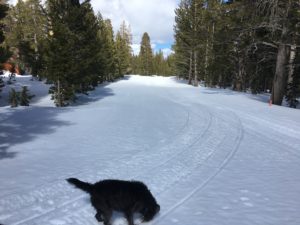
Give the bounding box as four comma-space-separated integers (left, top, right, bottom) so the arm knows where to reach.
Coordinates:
188, 51, 193, 85
33, 15, 39, 77
234, 55, 244, 92
285, 43, 297, 107
57, 79, 62, 107
194, 50, 198, 87
209, 22, 215, 87
204, 38, 209, 85
287, 43, 296, 87
271, 44, 289, 105
204, 22, 215, 87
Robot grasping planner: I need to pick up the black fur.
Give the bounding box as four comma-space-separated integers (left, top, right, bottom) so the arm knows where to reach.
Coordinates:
67, 178, 160, 225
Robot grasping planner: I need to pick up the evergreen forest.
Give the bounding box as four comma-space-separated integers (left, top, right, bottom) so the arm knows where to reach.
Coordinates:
174, 0, 300, 107
0, 0, 300, 107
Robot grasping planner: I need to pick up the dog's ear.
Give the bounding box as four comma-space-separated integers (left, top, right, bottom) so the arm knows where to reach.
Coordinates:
142, 204, 160, 222
95, 212, 104, 222
141, 207, 149, 221
156, 204, 160, 213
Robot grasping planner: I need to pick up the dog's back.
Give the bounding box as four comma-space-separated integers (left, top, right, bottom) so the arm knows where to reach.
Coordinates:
93, 179, 151, 200
93, 180, 156, 208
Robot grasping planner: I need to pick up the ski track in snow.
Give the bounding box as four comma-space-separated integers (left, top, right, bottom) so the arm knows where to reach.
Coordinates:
1, 75, 300, 225
2, 104, 242, 224
1, 92, 217, 225
152, 101, 244, 224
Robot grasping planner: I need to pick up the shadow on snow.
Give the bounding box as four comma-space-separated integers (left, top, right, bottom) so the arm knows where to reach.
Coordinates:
0, 82, 118, 160
0, 107, 74, 160
201, 88, 271, 103
72, 86, 115, 106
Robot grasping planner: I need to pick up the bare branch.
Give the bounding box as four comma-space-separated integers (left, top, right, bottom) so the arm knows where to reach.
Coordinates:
259, 41, 278, 49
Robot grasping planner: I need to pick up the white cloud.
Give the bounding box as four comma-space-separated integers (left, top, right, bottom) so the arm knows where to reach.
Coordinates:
91, 0, 177, 46
8, 0, 17, 4
162, 48, 174, 58
151, 43, 156, 50
131, 44, 141, 55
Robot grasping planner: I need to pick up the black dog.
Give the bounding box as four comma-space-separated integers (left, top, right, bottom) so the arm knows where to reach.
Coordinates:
67, 178, 160, 225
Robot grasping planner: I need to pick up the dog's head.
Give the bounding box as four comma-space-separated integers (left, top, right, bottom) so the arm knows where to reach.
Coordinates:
142, 203, 160, 222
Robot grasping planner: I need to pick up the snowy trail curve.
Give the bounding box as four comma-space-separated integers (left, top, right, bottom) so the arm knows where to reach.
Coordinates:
1, 75, 300, 225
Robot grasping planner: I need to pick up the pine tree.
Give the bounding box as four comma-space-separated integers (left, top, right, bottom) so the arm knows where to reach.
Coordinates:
4, 0, 47, 76
75, 0, 104, 91
19, 86, 34, 106
152, 50, 173, 76
166, 53, 175, 76
97, 14, 117, 82
131, 54, 140, 74
174, 0, 193, 83
44, 0, 103, 106
115, 21, 132, 77
43, 0, 76, 106
9, 88, 19, 107
139, 32, 153, 75
153, 51, 164, 75
0, 0, 10, 96
0, 76, 4, 95
174, 0, 207, 86
0, 0, 10, 63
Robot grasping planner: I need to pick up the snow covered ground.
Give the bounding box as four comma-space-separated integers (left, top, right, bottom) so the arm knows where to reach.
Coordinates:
0, 72, 50, 107
0, 75, 300, 225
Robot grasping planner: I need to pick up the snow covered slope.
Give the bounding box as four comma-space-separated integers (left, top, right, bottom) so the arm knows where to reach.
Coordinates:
0, 75, 299, 225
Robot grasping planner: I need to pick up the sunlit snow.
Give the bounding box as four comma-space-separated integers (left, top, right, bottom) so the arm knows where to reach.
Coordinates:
0, 74, 299, 225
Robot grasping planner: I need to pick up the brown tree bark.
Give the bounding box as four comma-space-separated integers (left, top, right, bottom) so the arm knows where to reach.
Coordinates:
271, 44, 289, 105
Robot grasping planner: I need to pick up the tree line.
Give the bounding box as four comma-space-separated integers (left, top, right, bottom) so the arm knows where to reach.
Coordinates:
0, 0, 173, 107
131, 32, 174, 76
2, 0, 299, 108
1, 0, 134, 106
173, 0, 300, 107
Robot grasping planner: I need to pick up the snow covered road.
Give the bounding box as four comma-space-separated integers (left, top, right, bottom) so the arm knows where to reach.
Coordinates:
0, 75, 300, 225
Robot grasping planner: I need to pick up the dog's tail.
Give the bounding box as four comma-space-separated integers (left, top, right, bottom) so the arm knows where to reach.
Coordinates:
67, 178, 93, 193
